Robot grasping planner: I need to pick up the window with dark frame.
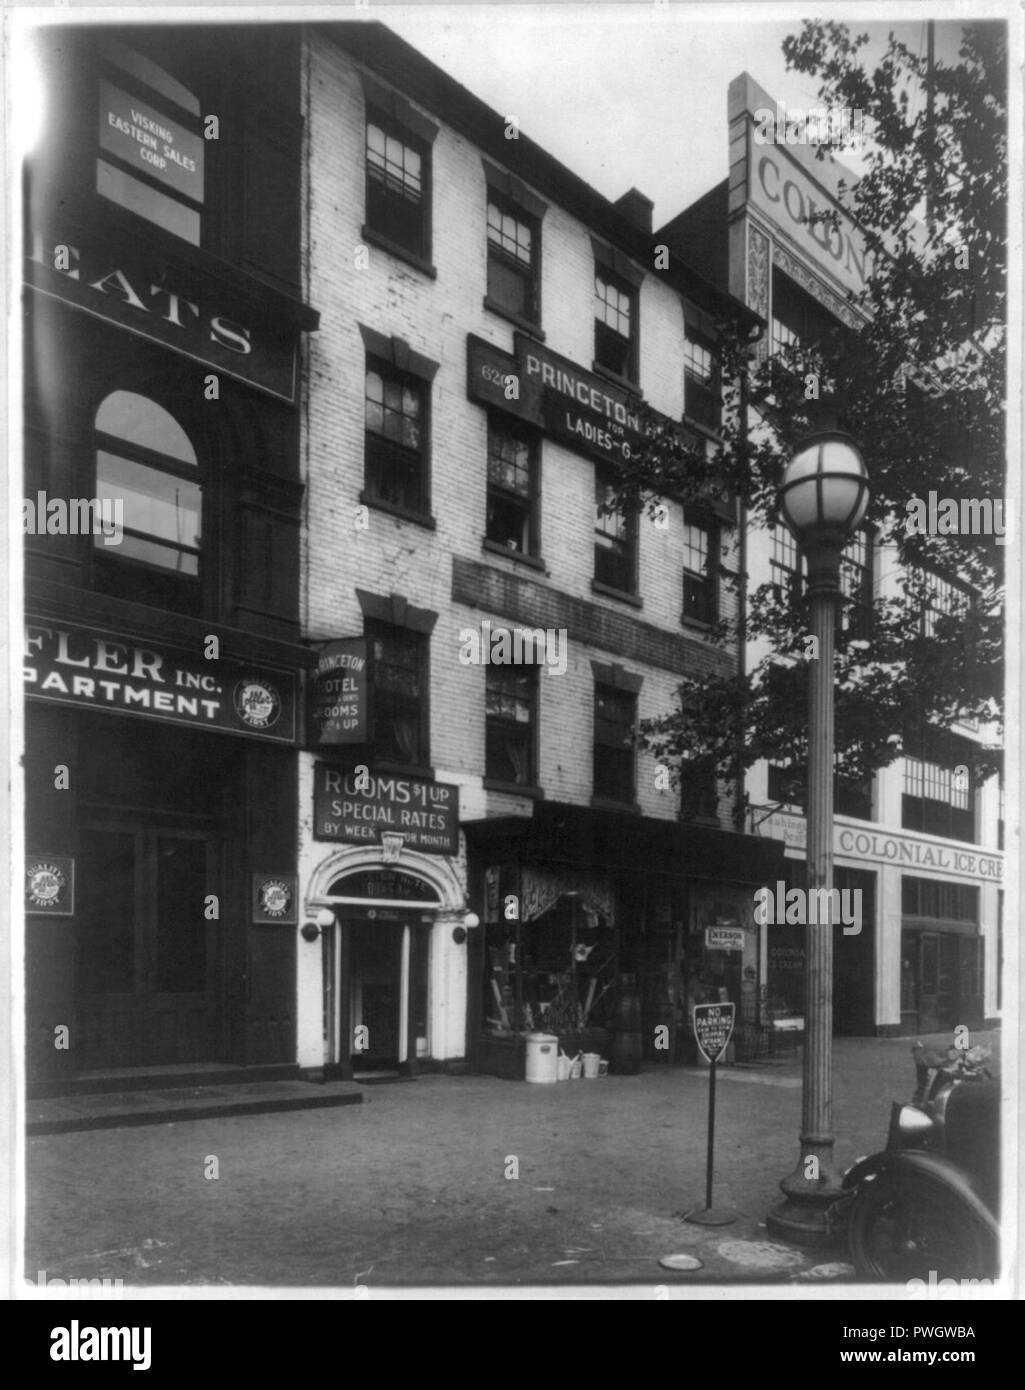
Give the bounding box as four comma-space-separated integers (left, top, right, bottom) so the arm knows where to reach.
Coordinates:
840, 528, 873, 638
364, 360, 428, 515
364, 619, 428, 768
485, 663, 537, 787
594, 468, 636, 593
593, 684, 636, 803
682, 517, 715, 626
902, 755, 975, 843
594, 272, 636, 382
486, 418, 538, 556
365, 116, 429, 259
486, 197, 538, 324
770, 522, 804, 604
92, 390, 202, 613
911, 566, 974, 639
683, 327, 721, 432
679, 759, 719, 822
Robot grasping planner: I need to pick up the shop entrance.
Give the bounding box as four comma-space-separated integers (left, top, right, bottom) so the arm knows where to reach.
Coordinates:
349, 921, 403, 1068
901, 929, 983, 1033
76, 821, 219, 1068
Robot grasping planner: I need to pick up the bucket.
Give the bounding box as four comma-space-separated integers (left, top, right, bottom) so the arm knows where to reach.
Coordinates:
525, 1032, 559, 1084
597, 1059, 609, 1077
582, 1052, 601, 1079
556, 1054, 571, 1081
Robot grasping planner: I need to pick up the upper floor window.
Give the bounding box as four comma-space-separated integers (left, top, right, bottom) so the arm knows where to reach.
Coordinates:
96, 40, 204, 246
901, 876, 979, 923
485, 663, 537, 787
771, 270, 837, 358
682, 517, 717, 626
840, 528, 874, 638
365, 618, 429, 768
767, 760, 873, 821
594, 468, 637, 595
593, 684, 636, 803
594, 273, 636, 381
365, 117, 430, 262
487, 199, 538, 324
486, 418, 539, 556
911, 566, 974, 639
771, 522, 804, 603
902, 754, 975, 843
93, 390, 201, 612
683, 328, 721, 432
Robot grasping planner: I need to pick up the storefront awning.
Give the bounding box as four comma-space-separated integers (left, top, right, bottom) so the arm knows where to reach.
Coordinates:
463, 801, 786, 886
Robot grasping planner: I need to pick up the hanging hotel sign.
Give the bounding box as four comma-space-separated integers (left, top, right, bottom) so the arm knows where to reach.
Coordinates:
99, 80, 205, 203
26, 856, 75, 915
24, 619, 298, 745
24, 229, 298, 403
467, 333, 734, 518
252, 873, 298, 924
313, 762, 459, 856
311, 638, 368, 744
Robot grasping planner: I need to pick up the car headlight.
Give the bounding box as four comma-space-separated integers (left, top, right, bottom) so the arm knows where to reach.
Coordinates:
895, 1103, 935, 1141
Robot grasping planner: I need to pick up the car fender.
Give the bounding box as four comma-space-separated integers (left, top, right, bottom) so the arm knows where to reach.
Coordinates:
844, 1150, 999, 1236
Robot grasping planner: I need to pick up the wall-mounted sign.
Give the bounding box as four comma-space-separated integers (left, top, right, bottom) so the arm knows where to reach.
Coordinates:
252, 873, 298, 924
467, 334, 734, 519
24, 230, 298, 403
99, 80, 204, 203
311, 638, 367, 744
313, 762, 459, 856
24, 619, 298, 744
26, 856, 75, 915
705, 925, 745, 951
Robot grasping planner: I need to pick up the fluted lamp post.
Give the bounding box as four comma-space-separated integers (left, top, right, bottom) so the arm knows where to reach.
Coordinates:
766, 429, 870, 1245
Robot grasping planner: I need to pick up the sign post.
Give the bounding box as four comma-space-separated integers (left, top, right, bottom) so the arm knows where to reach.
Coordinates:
685, 1002, 737, 1227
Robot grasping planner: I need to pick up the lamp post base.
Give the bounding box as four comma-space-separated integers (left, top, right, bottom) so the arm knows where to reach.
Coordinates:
766, 1168, 847, 1247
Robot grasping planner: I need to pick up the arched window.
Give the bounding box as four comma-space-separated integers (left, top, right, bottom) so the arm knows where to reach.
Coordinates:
94, 391, 202, 585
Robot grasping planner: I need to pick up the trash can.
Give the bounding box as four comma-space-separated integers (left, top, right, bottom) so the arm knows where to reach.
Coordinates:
525, 1033, 559, 1084
581, 1052, 601, 1079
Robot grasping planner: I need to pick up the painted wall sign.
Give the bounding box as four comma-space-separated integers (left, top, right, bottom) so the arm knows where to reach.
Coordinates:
313, 762, 459, 856
24, 230, 298, 403
311, 638, 367, 744
252, 873, 298, 924
24, 619, 298, 744
26, 856, 75, 915
467, 334, 734, 518
99, 80, 204, 203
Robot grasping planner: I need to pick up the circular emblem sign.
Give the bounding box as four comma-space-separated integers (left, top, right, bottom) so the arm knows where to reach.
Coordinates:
258, 879, 292, 919
234, 679, 281, 730
27, 862, 66, 909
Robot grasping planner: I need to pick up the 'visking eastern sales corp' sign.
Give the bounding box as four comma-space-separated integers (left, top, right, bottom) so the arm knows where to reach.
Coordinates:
99, 80, 204, 203
313, 763, 459, 856
24, 619, 297, 744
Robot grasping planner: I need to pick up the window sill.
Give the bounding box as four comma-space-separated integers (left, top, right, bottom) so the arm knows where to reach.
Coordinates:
591, 361, 642, 396
681, 412, 724, 444
482, 296, 545, 340
361, 492, 437, 530
361, 225, 437, 279
680, 614, 715, 634
482, 539, 547, 573
483, 779, 545, 800
590, 795, 641, 815
592, 579, 642, 609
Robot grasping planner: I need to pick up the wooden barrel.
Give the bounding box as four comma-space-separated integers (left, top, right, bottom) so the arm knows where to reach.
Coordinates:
610, 980, 642, 1075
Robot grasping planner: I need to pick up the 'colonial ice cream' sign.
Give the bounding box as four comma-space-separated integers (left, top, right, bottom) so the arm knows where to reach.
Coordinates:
313, 763, 459, 856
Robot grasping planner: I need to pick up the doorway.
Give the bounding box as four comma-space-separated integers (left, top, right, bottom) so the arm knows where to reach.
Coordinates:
75, 821, 219, 1068
350, 921, 403, 1068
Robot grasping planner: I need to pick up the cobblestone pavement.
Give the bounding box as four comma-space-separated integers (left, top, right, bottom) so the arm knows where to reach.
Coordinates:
22, 1031, 1001, 1294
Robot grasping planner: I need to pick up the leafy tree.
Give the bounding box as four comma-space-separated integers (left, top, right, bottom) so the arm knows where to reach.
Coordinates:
606, 19, 1007, 810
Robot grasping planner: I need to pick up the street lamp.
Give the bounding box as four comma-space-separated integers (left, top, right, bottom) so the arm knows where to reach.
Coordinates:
767, 428, 869, 1245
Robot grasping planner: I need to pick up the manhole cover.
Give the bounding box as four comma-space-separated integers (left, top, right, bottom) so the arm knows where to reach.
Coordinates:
715, 1239, 805, 1270
659, 1254, 704, 1271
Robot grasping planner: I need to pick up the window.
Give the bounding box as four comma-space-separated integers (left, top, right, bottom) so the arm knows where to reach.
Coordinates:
767, 761, 873, 821
682, 517, 716, 626
594, 273, 637, 381
365, 620, 428, 768
594, 468, 636, 594
680, 760, 719, 822
901, 877, 979, 923
487, 198, 538, 324
911, 567, 973, 639
902, 756, 975, 843
96, 40, 204, 245
93, 390, 201, 611
771, 270, 837, 357
365, 117, 429, 260
593, 684, 635, 803
485, 663, 537, 786
486, 419, 538, 555
771, 523, 804, 603
683, 328, 721, 432
840, 528, 873, 638
364, 362, 428, 515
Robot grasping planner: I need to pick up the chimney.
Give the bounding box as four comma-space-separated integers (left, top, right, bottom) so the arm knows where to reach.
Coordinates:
614, 187, 654, 234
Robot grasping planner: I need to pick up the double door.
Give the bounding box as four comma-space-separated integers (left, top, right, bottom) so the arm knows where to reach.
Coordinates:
76, 820, 220, 1068
902, 929, 984, 1034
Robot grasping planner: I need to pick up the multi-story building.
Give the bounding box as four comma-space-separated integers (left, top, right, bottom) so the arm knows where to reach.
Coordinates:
666, 72, 1003, 1037
22, 24, 319, 1087
295, 23, 785, 1080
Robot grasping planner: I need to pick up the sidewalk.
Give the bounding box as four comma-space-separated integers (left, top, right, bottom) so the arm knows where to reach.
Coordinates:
22, 1032, 999, 1292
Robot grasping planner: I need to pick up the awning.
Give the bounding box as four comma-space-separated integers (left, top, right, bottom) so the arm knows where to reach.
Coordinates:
462, 801, 786, 886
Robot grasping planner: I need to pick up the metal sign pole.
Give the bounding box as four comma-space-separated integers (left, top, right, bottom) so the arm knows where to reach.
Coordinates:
685, 1003, 737, 1227
706, 1056, 716, 1211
